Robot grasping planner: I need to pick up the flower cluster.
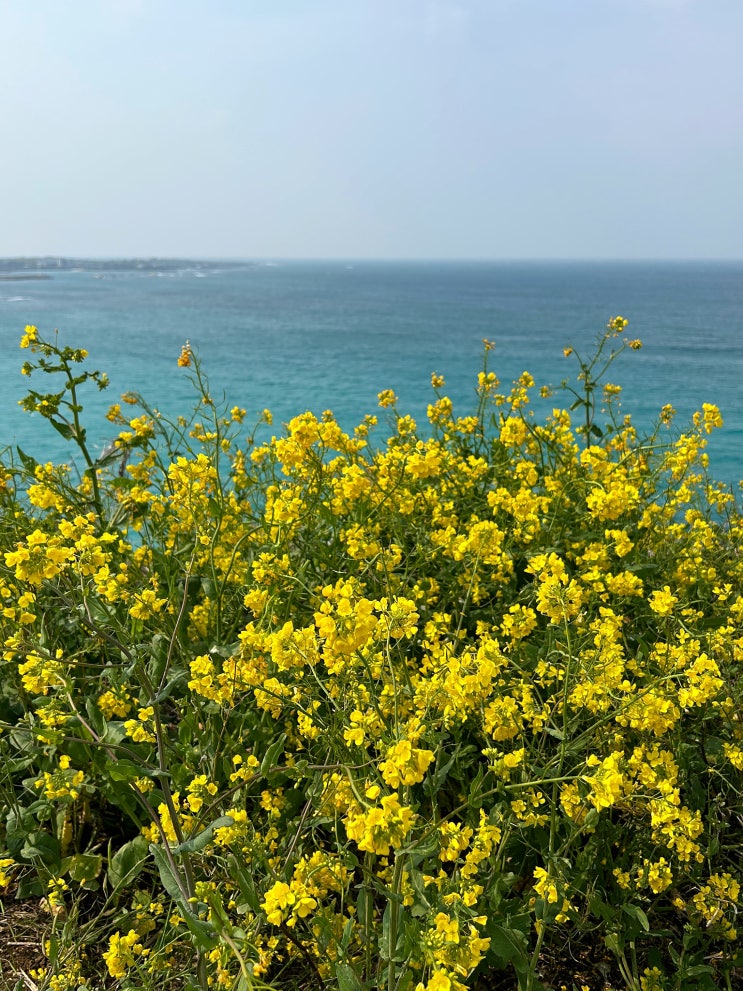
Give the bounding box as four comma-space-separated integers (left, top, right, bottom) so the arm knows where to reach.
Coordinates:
0, 323, 741, 991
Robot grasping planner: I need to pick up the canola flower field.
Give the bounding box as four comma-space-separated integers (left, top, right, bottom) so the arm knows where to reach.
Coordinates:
0, 321, 742, 991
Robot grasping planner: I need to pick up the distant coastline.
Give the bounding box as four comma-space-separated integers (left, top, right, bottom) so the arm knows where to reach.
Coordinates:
0, 273, 52, 281
0, 257, 241, 275
2, 258, 743, 486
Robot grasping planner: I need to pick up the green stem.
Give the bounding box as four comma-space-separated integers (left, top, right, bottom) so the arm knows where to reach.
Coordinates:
64, 360, 104, 519
387, 849, 405, 991
363, 850, 375, 982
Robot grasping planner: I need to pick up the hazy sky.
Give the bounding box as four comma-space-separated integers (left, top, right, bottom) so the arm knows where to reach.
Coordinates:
1, 0, 741, 259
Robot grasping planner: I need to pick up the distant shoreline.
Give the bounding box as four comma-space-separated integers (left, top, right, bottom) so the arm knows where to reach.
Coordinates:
0, 273, 52, 281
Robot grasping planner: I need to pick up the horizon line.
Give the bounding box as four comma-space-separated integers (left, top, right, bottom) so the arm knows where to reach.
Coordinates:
2, 255, 743, 265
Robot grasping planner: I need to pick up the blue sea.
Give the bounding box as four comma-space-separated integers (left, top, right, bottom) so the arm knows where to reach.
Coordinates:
1, 259, 742, 487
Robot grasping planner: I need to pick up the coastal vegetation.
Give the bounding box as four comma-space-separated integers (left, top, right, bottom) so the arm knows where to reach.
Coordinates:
1, 321, 742, 991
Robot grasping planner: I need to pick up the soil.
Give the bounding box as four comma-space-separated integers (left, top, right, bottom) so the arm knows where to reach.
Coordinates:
2, 897, 742, 991
0, 897, 49, 990
0, 900, 626, 991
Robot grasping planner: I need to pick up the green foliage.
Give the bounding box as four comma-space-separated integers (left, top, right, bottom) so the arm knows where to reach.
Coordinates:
0, 321, 742, 991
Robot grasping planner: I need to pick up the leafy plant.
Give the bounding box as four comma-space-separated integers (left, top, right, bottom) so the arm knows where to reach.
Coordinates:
0, 321, 741, 991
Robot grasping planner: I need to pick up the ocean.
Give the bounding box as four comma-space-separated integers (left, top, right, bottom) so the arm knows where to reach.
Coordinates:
1, 259, 742, 487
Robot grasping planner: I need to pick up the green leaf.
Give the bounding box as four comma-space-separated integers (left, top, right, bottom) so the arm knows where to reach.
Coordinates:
102, 721, 127, 747
231, 861, 261, 914
108, 835, 149, 889
587, 892, 615, 924
172, 817, 234, 855
16, 875, 44, 899
107, 760, 143, 782
261, 733, 287, 775
429, 751, 456, 791
380, 902, 391, 960
82, 596, 115, 628
153, 670, 188, 703
149, 633, 170, 662
335, 961, 366, 991
15, 446, 39, 473
107, 475, 137, 491
680, 964, 715, 979
486, 921, 529, 965
703, 736, 725, 763
1, 756, 35, 775
85, 696, 106, 736
20, 831, 61, 867
182, 911, 219, 952
467, 764, 486, 809
149, 847, 218, 950
621, 903, 650, 933
94, 446, 128, 470
49, 419, 75, 441
149, 843, 188, 904
605, 932, 623, 955
209, 641, 240, 659
340, 917, 354, 953
400, 835, 438, 859
409, 870, 431, 917
544, 726, 564, 740
5, 808, 37, 856
60, 853, 103, 884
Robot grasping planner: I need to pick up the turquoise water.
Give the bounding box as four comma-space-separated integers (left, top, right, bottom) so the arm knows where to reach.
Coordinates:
1, 259, 742, 485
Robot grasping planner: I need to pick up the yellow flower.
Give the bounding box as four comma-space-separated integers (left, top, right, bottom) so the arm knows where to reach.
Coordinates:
640, 967, 664, 991
128, 587, 167, 620
185, 774, 218, 813
700, 402, 723, 434
18, 650, 65, 696
123, 706, 156, 744
644, 858, 673, 894
379, 739, 434, 788
607, 315, 629, 333
0, 858, 17, 888
584, 752, 626, 810
377, 389, 398, 408
261, 880, 296, 926
20, 324, 39, 349
177, 341, 192, 367
103, 930, 149, 978
648, 585, 678, 616
533, 866, 559, 904
344, 794, 416, 855
97, 689, 132, 719
423, 972, 452, 991
438, 821, 474, 862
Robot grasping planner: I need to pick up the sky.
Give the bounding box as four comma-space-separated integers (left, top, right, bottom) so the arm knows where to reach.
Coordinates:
1, 0, 741, 260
